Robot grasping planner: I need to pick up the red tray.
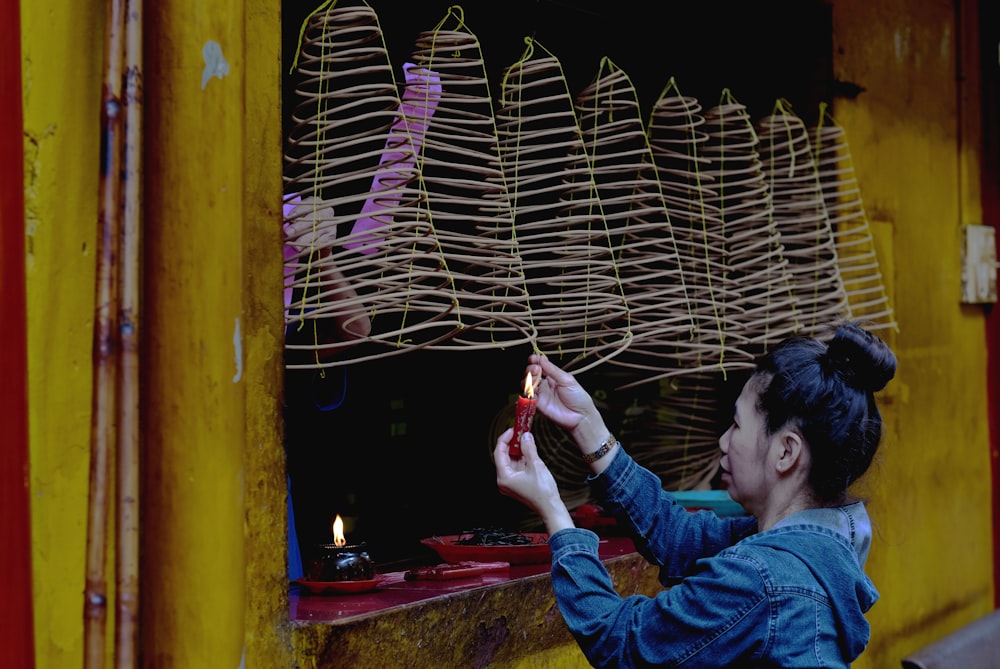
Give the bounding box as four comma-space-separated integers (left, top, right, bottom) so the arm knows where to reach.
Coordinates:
420, 533, 551, 565
294, 577, 382, 595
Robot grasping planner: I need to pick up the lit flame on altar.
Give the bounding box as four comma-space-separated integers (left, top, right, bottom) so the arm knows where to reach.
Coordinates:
332, 514, 346, 547
523, 371, 535, 399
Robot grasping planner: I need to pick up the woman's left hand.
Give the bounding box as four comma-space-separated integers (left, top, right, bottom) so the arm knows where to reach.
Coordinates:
494, 429, 575, 535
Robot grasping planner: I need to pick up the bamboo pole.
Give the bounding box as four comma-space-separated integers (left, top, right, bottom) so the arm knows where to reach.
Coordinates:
115, 0, 143, 665
85, 0, 126, 666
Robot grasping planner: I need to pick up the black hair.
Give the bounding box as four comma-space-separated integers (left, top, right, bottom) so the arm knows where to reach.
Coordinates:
752, 321, 897, 503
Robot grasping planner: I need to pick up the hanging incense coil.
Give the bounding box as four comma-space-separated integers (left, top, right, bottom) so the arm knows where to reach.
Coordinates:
571, 60, 727, 491
645, 79, 754, 380
756, 103, 850, 337
494, 40, 631, 374
617, 372, 724, 491
810, 108, 897, 332
574, 58, 697, 387
400, 8, 537, 349
701, 92, 799, 357
631, 81, 754, 490
283, 1, 465, 368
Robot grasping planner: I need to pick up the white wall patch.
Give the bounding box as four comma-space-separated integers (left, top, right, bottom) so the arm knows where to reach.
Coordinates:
201, 40, 230, 90
232, 317, 243, 383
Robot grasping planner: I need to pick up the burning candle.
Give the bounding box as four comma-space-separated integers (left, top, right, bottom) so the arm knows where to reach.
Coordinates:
306, 514, 374, 582
509, 370, 537, 459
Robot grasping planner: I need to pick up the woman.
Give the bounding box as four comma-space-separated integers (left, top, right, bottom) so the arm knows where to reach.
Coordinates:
493, 322, 897, 668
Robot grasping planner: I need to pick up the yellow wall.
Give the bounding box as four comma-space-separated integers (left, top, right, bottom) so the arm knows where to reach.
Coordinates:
140, 0, 249, 666
22, 0, 101, 664
832, 0, 996, 665
20, 0, 994, 667
22, 0, 287, 666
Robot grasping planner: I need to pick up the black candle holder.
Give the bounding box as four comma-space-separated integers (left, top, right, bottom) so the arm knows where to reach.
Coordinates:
306, 542, 374, 582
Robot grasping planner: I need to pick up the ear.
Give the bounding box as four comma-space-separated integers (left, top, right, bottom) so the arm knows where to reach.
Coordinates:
773, 428, 806, 475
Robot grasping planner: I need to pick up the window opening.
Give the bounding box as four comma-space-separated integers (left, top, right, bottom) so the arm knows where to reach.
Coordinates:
280, 0, 834, 575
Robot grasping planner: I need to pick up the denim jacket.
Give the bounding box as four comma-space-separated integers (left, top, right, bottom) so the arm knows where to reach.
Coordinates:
548, 447, 879, 668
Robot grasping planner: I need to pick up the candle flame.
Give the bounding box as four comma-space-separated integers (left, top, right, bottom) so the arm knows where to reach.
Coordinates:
523, 371, 534, 399
332, 514, 346, 547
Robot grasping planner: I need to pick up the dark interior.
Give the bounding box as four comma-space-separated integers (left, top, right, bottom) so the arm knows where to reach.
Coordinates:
281, 0, 834, 568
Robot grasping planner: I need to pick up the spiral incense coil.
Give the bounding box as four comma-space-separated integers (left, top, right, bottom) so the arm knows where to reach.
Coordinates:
401, 8, 537, 349
756, 104, 850, 337
573, 58, 698, 385
644, 79, 754, 381
617, 372, 724, 491
283, 1, 471, 368
701, 92, 800, 356
494, 40, 631, 374
810, 109, 897, 332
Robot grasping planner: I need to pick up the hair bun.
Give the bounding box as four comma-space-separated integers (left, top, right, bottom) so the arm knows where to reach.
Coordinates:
825, 322, 897, 392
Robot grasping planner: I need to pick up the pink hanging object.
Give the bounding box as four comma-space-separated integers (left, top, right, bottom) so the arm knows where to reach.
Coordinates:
282, 198, 303, 310
281, 64, 440, 308
344, 62, 441, 254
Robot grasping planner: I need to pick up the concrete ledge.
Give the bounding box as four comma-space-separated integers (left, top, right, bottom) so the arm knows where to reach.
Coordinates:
292, 549, 663, 668
900, 609, 1000, 669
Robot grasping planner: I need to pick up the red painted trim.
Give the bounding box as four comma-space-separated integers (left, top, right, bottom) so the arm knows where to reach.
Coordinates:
0, 0, 35, 666
989, 314, 1000, 611
986, 278, 999, 611
987, 276, 999, 611
980, 0, 1000, 609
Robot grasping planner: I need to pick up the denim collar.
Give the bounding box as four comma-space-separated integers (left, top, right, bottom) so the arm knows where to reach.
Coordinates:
771, 501, 873, 566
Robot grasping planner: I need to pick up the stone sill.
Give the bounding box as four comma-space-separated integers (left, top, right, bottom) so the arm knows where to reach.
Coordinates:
290, 537, 663, 667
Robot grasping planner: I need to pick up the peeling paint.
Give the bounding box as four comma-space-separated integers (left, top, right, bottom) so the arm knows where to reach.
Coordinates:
894, 27, 910, 64
201, 40, 230, 90
233, 317, 243, 383
22, 125, 56, 270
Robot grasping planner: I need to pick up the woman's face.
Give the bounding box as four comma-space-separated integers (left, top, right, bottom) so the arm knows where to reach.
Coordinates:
718, 376, 773, 511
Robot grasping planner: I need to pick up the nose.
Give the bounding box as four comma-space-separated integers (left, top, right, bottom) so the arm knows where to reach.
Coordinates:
718, 427, 731, 454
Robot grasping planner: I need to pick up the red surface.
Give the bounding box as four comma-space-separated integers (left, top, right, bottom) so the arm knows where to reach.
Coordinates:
295, 578, 383, 595
291, 537, 637, 622
0, 0, 35, 665
981, 0, 1000, 609
420, 533, 551, 565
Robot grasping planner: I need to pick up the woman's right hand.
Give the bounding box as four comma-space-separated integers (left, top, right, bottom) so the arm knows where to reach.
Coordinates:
529, 355, 611, 454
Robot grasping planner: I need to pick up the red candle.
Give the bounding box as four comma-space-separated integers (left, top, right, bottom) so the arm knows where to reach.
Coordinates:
509, 370, 537, 459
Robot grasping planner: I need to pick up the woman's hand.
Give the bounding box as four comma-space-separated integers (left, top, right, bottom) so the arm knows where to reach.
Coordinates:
529, 355, 611, 455
493, 429, 574, 535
